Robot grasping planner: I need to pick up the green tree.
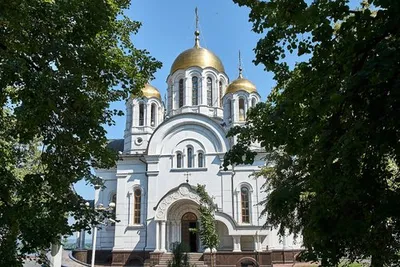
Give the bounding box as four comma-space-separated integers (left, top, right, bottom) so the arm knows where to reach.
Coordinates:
167, 242, 191, 267
225, 0, 400, 266
196, 184, 219, 267
0, 0, 161, 266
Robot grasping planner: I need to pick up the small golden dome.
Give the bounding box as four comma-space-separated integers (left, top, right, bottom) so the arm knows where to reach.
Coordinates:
170, 30, 225, 74
133, 84, 161, 100
225, 78, 257, 95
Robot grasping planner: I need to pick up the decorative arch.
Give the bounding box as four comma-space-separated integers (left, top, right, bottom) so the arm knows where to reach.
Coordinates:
187, 69, 203, 77
237, 181, 254, 193
126, 256, 144, 266
168, 200, 201, 222
171, 138, 206, 155
236, 257, 258, 267
214, 212, 237, 235
154, 184, 201, 221
146, 113, 229, 155
153, 184, 238, 236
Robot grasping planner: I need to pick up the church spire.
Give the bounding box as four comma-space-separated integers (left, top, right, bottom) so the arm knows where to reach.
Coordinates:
194, 7, 200, 48
238, 50, 243, 78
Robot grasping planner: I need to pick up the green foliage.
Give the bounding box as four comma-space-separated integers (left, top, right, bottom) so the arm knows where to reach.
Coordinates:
196, 184, 218, 267
226, 0, 400, 266
167, 242, 191, 267
0, 0, 161, 266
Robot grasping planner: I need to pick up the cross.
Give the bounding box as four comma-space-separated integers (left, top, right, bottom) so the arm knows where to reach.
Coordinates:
239, 50, 242, 69
238, 50, 243, 78
195, 7, 199, 31
184, 172, 191, 183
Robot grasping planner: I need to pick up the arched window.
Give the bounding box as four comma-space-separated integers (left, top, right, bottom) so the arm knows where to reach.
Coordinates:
239, 98, 245, 121
133, 188, 141, 224
151, 103, 156, 126
207, 77, 212, 106
198, 152, 204, 168
251, 97, 256, 107
177, 153, 182, 168
226, 99, 232, 121
192, 77, 198, 105
179, 79, 184, 108
219, 81, 223, 107
187, 147, 193, 168
139, 102, 145, 126
241, 187, 250, 223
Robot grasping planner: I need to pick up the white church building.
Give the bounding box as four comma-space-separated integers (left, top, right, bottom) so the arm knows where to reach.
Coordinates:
75, 25, 302, 267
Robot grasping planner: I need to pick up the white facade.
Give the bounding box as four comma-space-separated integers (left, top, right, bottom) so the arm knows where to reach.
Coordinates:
93, 32, 302, 255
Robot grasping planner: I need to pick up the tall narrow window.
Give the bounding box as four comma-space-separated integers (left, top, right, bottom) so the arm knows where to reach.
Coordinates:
198, 152, 204, 168
179, 79, 184, 108
151, 103, 156, 126
192, 77, 198, 105
219, 81, 223, 107
226, 99, 232, 121
110, 193, 117, 226
207, 77, 212, 106
134, 188, 141, 224
139, 102, 145, 126
187, 147, 193, 168
241, 187, 250, 223
251, 98, 256, 107
177, 153, 182, 168
239, 98, 245, 121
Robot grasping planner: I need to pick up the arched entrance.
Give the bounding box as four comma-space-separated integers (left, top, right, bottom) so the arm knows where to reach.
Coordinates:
181, 212, 198, 252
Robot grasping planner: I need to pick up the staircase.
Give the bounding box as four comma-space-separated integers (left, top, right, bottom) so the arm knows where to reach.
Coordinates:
155, 252, 207, 267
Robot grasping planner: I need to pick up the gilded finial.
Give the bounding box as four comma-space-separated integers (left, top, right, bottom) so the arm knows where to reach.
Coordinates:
194, 7, 200, 48
238, 50, 243, 78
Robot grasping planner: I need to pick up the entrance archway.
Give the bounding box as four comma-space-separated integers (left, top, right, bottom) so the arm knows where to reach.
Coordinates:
181, 212, 198, 252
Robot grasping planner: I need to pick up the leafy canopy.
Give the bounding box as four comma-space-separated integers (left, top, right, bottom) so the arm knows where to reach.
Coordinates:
0, 0, 160, 265
225, 0, 400, 266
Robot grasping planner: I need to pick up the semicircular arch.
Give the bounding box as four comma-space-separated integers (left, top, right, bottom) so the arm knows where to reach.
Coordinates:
147, 113, 229, 155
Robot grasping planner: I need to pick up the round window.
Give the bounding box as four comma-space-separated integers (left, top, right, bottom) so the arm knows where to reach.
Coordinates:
135, 137, 143, 145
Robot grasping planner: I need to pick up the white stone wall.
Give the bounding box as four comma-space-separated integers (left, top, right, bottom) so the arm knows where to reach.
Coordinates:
94, 67, 304, 253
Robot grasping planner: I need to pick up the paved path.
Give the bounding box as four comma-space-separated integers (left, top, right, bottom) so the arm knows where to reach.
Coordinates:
62, 250, 87, 267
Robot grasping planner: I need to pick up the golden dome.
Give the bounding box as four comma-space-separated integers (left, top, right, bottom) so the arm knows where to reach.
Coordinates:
133, 84, 161, 100
225, 78, 257, 95
170, 31, 225, 74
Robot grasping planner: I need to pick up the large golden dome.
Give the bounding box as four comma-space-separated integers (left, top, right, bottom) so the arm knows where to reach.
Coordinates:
133, 84, 161, 100
170, 31, 225, 74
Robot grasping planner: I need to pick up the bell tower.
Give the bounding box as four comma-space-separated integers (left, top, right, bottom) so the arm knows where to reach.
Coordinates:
124, 84, 164, 154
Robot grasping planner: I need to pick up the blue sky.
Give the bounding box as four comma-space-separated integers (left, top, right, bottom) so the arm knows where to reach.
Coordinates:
74, 0, 277, 200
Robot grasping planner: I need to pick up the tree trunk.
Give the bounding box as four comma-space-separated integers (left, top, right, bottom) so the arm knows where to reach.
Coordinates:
371, 255, 384, 267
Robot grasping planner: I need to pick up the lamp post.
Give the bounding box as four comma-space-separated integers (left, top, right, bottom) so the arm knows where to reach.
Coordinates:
87, 202, 115, 267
